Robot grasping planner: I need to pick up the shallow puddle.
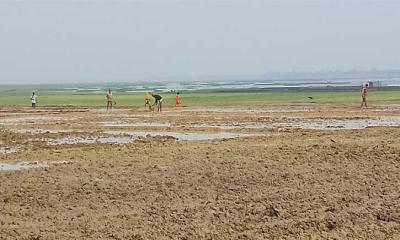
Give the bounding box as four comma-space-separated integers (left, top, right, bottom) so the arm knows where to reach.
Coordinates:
0, 116, 67, 125
48, 136, 133, 145
191, 122, 271, 129
0, 162, 48, 171
104, 130, 250, 141
183, 107, 310, 113
12, 129, 74, 134
0, 145, 21, 154
89, 108, 129, 113
287, 117, 400, 129
102, 121, 171, 128
186, 117, 400, 130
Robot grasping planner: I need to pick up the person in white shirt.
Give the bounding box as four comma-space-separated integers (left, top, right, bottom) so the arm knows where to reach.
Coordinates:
106, 89, 113, 110
31, 92, 37, 108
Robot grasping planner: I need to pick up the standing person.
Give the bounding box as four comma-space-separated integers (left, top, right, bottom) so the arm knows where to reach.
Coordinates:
106, 89, 113, 110
151, 93, 163, 112
144, 92, 152, 110
175, 91, 182, 107
31, 92, 37, 108
361, 83, 368, 108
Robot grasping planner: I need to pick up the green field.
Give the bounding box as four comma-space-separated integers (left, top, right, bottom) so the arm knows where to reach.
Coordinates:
0, 89, 399, 107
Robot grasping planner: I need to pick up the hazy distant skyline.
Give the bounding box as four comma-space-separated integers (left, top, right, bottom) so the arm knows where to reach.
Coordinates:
1, 1, 399, 84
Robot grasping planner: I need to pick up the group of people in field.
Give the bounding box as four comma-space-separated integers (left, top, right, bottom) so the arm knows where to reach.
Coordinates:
104, 89, 182, 112
143, 91, 163, 112
29, 89, 182, 111
30, 83, 369, 110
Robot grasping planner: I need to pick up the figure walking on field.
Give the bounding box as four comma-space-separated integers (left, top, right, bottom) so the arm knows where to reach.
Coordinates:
151, 93, 163, 112
106, 89, 113, 110
175, 91, 182, 107
361, 83, 368, 108
31, 92, 37, 108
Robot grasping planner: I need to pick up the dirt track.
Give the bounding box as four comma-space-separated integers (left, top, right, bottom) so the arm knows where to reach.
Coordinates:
1, 104, 400, 239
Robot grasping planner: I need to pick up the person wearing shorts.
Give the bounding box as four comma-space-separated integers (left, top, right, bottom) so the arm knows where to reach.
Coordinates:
151, 93, 163, 112
106, 89, 113, 110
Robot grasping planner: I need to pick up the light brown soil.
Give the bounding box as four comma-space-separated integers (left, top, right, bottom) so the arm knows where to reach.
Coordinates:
1, 104, 400, 239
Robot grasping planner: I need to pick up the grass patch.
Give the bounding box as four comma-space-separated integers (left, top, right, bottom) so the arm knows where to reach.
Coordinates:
0, 90, 399, 107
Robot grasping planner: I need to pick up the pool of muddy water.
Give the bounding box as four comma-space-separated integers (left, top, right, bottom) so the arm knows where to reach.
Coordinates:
286, 117, 400, 129
0, 116, 71, 125
46, 131, 252, 146
0, 162, 48, 171
48, 136, 133, 145
0, 145, 21, 154
183, 107, 311, 113
12, 129, 75, 134
191, 122, 271, 129
101, 121, 171, 128
104, 130, 250, 141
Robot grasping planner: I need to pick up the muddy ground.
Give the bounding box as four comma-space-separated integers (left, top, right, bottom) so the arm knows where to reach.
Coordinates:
1, 103, 400, 239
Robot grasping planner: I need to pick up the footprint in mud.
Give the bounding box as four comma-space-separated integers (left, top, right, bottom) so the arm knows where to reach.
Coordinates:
376, 211, 400, 222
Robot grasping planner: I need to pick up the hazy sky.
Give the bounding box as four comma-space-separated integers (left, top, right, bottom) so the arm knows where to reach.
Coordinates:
0, 1, 399, 84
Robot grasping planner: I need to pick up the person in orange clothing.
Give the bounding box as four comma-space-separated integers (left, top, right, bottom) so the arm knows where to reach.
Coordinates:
175, 91, 182, 107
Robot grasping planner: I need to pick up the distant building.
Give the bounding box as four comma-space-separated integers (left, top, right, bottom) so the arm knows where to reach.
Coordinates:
367, 80, 383, 88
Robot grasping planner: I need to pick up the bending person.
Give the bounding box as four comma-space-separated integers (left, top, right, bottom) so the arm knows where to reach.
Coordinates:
151, 93, 163, 112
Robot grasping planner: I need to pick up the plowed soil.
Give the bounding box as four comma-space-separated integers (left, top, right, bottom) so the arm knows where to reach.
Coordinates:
1, 103, 399, 239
